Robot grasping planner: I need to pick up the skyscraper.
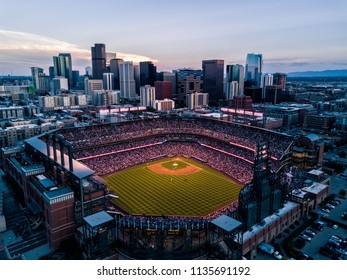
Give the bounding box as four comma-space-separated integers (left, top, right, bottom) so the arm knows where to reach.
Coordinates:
85, 66, 92, 77
202, 59, 224, 106
157, 72, 177, 97
52, 77, 68, 94
225, 64, 245, 99
53, 53, 73, 89
176, 69, 203, 107
103, 73, 114, 91
106, 52, 117, 67
273, 73, 287, 91
119, 61, 137, 99
225, 81, 238, 101
84, 77, 103, 99
91, 43, 106, 79
154, 81, 172, 100
245, 53, 263, 88
133, 64, 140, 94
72, 70, 80, 89
30, 67, 44, 90
261, 73, 273, 99
109, 58, 123, 90
140, 61, 157, 86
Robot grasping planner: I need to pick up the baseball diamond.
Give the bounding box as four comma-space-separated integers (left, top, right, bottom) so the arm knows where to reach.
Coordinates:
104, 157, 242, 216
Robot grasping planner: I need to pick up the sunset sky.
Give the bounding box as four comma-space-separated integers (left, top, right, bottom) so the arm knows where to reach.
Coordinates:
0, 0, 346, 75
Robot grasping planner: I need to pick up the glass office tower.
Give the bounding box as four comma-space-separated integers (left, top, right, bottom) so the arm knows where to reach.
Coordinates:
245, 53, 262, 88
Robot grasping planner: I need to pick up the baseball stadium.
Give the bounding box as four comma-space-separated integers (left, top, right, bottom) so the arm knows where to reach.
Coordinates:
1, 116, 293, 259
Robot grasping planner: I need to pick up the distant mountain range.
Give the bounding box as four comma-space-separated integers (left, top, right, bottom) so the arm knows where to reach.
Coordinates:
287, 69, 347, 77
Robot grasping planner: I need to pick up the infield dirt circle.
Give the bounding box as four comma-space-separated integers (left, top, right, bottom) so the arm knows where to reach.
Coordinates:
147, 158, 202, 175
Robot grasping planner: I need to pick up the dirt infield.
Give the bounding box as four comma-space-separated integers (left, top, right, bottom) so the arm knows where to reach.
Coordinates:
147, 159, 202, 175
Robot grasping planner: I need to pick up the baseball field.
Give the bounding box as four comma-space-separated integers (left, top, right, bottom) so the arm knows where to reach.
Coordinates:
104, 157, 242, 217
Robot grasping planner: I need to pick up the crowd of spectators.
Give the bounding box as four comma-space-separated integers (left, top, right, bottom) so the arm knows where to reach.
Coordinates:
56, 118, 293, 159
73, 136, 167, 159
81, 141, 254, 184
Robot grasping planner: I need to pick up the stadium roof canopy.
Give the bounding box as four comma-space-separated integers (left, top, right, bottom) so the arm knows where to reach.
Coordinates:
211, 215, 242, 233
25, 137, 94, 179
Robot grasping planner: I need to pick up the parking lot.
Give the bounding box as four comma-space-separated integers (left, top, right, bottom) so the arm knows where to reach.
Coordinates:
293, 195, 347, 260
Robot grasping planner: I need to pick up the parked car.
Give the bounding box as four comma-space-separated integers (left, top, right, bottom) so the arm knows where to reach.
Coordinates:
296, 251, 308, 260
322, 208, 330, 213
329, 200, 339, 206
325, 203, 335, 209
299, 234, 312, 242
274, 251, 283, 260
332, 199, 341, 205
331, 235, 343, 243
332, 224, 339, 230
305, 230, 315, 238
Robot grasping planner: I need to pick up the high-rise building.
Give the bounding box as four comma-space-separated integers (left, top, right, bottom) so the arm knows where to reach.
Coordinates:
140, 61, 157, 86
106, 52, 117, 67
226, 64, 244, 96
91, 43, 106, 79
154, 81, 172, 100
261, 73, 273, 99
85, 66, 92, 77
109, 58, 123, 90
103, 73, 114, 91
49, 66, 55, 79
140, 85, 155, 108
245, 53, 263, 88
133, 64, 140, 94
264, 85, 282, 104
30, 67, 44, 89
157, 72, 177, 97
51, 77, 68, 95
38, 75, 51, 92
273, 73, 287, 91
91, 90, 119, 106
225, 81, 238, 101
119, 61, 137, 99
202, 59, 224, 106
84, 78, 103, 99
72, 70, 80, 89
53, 53, 73, 89
176, 69, 203, 107
186, 92, 209, 109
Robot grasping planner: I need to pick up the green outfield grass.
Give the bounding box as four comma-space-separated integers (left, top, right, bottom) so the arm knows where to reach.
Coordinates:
104, 157, 242, 216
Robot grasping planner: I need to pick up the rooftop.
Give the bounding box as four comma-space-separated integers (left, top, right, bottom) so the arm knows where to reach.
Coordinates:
43, 187, 73, 200
308, 169, 324, 176
302, 182, 329, 195
84, 211, 114, 228
243, 201, 299, 241
211, 215, 242, 233
25, 137, 94, 179
38, 178, 55, 190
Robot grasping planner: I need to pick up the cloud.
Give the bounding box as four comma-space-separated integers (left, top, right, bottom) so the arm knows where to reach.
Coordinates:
0, 29, 158, 75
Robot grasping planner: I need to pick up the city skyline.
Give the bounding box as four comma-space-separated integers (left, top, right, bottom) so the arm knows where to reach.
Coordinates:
0, 0, 346, 75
